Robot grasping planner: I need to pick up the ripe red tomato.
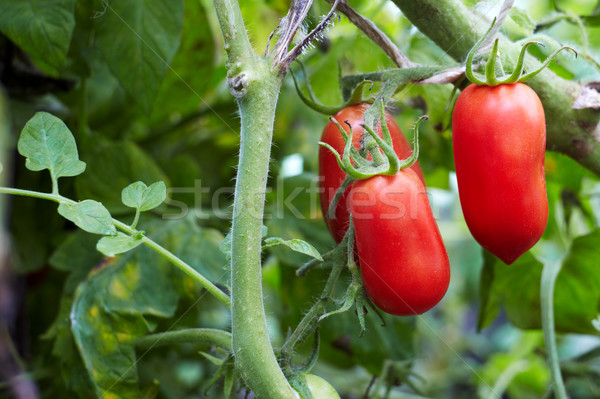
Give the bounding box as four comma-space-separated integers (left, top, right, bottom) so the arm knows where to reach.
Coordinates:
452, 83, 548, 264
348, 169, 450, 315
319, 104, 424, 243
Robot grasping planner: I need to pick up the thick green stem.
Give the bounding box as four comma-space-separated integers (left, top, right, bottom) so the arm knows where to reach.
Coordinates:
541, 260, 568, 399
392, 0, 600, 176
229, 65, 298, 398
213, 0, 297, 396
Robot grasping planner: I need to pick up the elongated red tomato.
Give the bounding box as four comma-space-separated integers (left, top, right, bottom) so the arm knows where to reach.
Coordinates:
452, 83, 548, 264
349, 169, 450, 315
319, 104, 424, 243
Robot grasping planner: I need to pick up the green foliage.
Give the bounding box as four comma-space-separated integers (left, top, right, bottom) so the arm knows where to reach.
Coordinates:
121, 181, 167, 213
18, 112, 86, 187
58, 200, 116, 235
75, 142, 170, 214
97, 233, 144, 257
68, 218, 226, 398
0, 0, 75, 75
2, 0, 600, 398
479, 229, 600, 335
93, 0, 184, 113
263, 237, 323, 261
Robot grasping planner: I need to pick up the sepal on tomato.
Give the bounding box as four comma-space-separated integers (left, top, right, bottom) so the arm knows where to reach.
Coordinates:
465, 17, 576, 86
318, 101, 426, 181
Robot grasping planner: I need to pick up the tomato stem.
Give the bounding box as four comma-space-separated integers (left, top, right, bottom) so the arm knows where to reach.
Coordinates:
541, 260, 569, 399
326, 175, 355, 220
464, 17, 576, 86
214, 0, 300, 396
280, 228, 352, 369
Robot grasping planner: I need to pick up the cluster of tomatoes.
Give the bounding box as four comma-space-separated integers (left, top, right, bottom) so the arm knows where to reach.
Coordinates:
319, 82, 548, 316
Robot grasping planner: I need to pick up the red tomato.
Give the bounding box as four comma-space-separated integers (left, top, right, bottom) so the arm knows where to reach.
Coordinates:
452, 83, 548, 264
348, 169, 450, 315
319, 104, 425, 243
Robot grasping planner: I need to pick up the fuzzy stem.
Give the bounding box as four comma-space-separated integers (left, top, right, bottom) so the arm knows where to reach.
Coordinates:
213, 0, 298, 396
229, 65, 298, 397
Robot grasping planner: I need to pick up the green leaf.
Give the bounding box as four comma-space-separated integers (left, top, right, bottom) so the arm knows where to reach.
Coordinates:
70, 218, 227, 399
477, 230, 600, 335
50, 231, 104, 273
122, 181, 167, 212
93, 0, 184, 113
17, 112, 86, 182
75, 141, 169, 214
0, 0, 75, 75
508, 7, 536, 32
263, 237, 323, 261
58, 200, 116, 235
477, 250, 500, 331
97, 233, 144, 257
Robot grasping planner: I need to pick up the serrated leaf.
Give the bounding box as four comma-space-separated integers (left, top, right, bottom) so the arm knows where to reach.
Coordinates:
18, 112, 86, 181
509, 7, 535, 32
97, 233, 144, 257
263, 237, 323, 261
122, 181, 167, 212
58, 200, 116, 235
0, 0, 75, 75
93, 0, 184, 113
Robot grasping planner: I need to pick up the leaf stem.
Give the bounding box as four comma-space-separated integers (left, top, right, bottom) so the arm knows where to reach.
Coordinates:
136, 328, 232, 351
280, 233, 349, 365
0, 187, 231, 308
130, 209, 141, 230
540, 260, 568, 399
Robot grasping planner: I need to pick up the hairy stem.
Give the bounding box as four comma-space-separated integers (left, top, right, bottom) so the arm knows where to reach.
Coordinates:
213, 0, 298, 396
229, 66, 298, 398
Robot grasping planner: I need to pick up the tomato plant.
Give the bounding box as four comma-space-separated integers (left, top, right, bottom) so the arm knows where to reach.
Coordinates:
452, 83, 548, 265
348, 169, 450, 315
319, 104, 424, 243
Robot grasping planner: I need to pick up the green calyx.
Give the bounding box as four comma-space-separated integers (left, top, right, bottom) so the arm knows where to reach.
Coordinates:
319, 100, 426, 180
466, 17, 577, 86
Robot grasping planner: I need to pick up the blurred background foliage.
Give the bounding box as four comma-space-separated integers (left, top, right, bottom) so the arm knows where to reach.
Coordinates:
1, 0, 600, 398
